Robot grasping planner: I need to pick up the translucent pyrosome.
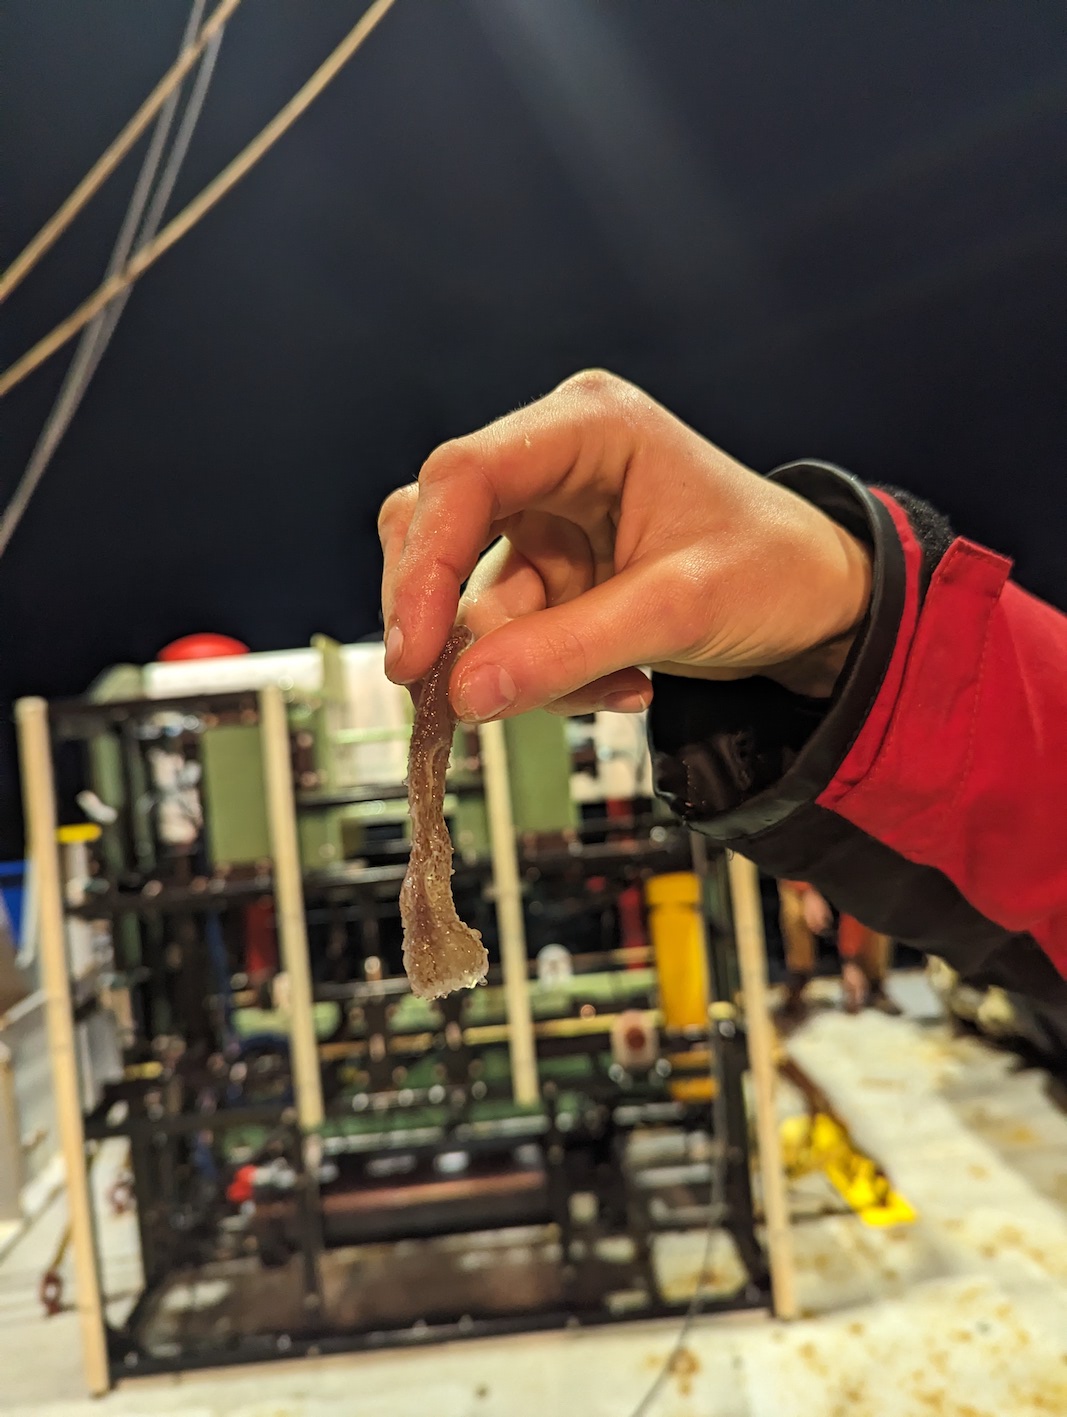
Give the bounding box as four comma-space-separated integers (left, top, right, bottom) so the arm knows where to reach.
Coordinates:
400, 625, 489, 999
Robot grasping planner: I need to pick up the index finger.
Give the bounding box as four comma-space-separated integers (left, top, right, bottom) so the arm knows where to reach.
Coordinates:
382, 371, 640, 684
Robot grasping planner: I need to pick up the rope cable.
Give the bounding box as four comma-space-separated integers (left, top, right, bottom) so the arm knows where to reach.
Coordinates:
0, 0, 220, 562
86, 15, 227, 386
0, 0, 399, 402
0, 0, 241, 305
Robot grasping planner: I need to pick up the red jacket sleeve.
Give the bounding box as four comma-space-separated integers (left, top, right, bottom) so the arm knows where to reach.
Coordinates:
649, 461, 1067, 1005
820, 494, 1067, 975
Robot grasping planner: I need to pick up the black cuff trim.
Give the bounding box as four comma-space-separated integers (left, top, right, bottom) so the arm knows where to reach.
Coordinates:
871, 482, 954, 594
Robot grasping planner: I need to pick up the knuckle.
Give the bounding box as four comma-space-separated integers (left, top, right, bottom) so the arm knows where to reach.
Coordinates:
559, 367, 624, 402
541, 622, 589, 688
377, 483, 415, 539
646, 560, 713, 645
419, 439, 499, 525
418, 437, 480, 489
642, 566, 688, 624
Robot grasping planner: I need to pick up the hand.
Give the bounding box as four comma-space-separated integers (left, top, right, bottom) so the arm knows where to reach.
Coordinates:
378, 370, 872, 720
802, 889, 833, 936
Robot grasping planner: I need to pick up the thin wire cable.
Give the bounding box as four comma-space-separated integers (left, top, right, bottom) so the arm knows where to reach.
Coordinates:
0, 1, 219, 563
626, 835, 733, 1417
0, 0, 399, 401
628, 1219, 717, 1417
49, 24, 226, 418
626, 1118, 722, 1417
83, 17, 227, 388
98, 1, 209, 301
0, 0, 240, 305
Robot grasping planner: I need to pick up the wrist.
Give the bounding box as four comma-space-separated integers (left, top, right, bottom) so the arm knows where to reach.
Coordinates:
767, 528, 872, 698
766, 631, 861, 698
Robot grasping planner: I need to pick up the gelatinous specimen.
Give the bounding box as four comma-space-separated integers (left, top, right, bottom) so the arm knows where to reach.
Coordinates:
400, 626, 488, 998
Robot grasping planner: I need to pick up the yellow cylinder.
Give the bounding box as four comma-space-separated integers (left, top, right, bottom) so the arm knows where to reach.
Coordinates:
645, 872, 712, 1101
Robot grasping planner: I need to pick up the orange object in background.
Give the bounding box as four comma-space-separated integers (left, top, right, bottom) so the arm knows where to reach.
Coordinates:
226, 1165, 256, 1206
244, 898, 278, 982
839, 914, 879, 959
617, 884, 647, 964
779, 881, 894, 1006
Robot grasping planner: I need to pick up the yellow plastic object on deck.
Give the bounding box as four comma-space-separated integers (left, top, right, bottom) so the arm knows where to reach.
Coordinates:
645, 871, 713, 1101
780, 1112, 917, 1228
57, 824, 102, 844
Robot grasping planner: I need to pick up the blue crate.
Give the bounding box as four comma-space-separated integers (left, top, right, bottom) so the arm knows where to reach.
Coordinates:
0, 861, 25, 952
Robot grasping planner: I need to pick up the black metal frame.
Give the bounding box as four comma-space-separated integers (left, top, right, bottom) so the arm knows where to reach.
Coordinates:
96, 1063, 767, 1383
111, 1286, 770, 1381
46, 691, 770, 1386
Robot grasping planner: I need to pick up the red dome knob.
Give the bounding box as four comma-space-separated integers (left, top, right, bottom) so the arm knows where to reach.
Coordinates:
158, 633, 250, 663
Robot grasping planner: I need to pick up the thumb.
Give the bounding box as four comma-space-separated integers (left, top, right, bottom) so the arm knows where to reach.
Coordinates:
450, 566, 684, 721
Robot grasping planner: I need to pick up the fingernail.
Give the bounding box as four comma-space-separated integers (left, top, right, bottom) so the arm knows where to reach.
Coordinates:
384, 625, 404, 677
456, 665, 517, 721
603, 690, 650, 713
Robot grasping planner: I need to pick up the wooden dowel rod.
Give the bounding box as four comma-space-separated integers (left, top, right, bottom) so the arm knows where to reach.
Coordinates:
16, 698, 110, 1394
727, 849, 798, 1320
478, 719, 539, 1106
259, 685, 324, 1132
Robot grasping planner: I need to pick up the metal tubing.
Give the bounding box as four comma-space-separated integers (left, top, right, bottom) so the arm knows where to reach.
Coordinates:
478, 719, 538, 1105
726, 849, 798, 1320
15, 698, 110, 1394
259, 685, 324, 1132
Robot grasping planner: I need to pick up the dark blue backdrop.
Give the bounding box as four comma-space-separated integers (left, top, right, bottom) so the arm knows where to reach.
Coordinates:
2, 1, 1065, 852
